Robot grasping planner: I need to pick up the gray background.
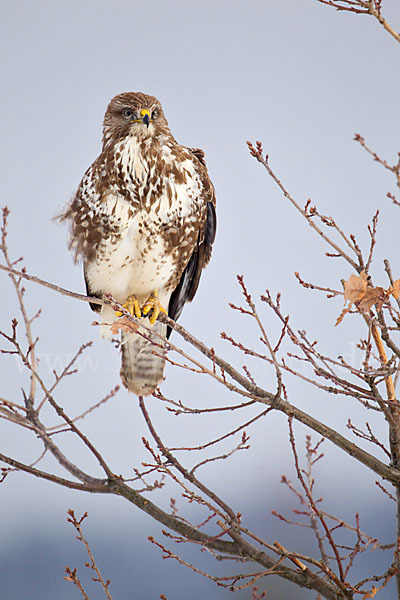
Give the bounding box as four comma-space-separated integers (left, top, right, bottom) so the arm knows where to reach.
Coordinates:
1, 1, 400, 598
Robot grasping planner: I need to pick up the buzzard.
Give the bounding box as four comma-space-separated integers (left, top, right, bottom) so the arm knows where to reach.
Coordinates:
60, 92, 216, 396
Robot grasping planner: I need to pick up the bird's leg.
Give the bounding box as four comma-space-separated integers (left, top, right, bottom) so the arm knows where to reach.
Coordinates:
142, 289, 167, 324
115, 294, 142, 318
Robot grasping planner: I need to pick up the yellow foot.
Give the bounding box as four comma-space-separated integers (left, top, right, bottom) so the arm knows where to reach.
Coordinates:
115, 294, 142, 318
141, 289, 167, 324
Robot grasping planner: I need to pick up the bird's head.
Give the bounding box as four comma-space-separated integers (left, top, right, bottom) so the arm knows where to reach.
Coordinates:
102, 92, 170, 146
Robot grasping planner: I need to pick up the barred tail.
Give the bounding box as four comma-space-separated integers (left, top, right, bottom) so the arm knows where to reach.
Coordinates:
120, 320, 166, 396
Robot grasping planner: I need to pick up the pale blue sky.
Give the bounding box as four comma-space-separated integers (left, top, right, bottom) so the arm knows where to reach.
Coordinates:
1, 1, 400, 598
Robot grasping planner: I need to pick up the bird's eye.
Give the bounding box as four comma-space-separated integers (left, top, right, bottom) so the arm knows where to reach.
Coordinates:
151, 109, 158, 119
122, 108, 136, 119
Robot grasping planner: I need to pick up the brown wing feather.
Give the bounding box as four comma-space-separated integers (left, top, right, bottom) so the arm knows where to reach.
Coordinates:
167, 156, 216, 338
84, 266, 102, 313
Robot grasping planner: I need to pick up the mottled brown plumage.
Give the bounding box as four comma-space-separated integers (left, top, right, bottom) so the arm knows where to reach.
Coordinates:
60, 92, 216, 395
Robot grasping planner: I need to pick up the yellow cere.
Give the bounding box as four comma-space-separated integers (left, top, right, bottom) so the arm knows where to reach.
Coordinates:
140, 109, 150, 117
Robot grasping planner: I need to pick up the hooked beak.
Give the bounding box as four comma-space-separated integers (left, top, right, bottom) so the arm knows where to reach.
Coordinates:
141, 109, 150, 128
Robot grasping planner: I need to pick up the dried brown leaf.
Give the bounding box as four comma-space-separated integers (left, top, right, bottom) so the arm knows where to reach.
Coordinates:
335, 304, 351, 327
110, 316, 138, 335
362, 586, 377, 599
343, 271, 368, 304
338, 271, 389, 325
388, 278, 400, 299
358, 287, 386, 312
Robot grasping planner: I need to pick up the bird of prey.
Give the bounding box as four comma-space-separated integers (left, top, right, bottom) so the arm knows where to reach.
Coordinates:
59, 92, 216, 396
